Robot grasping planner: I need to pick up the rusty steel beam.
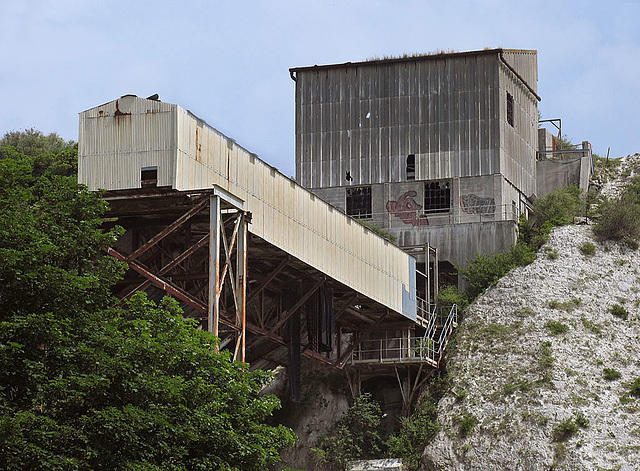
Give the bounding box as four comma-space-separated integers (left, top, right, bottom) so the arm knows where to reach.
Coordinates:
108, 247, 208, 314
236, 213, 247, 362
246, 323, 333, 366
209, 195, 221, 339
118, 234, 210, 305
125, 196, 209, 262
246, 256, 290, 305
334, 310, 390, 369
270, 278, 325, 334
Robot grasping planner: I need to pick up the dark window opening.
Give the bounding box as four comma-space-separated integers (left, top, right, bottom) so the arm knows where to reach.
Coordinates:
507, 92, 514, 127
424, 181, 451, 213
141, 166, 158, 187
346, 186, 372, 219
406, 154, 415, 180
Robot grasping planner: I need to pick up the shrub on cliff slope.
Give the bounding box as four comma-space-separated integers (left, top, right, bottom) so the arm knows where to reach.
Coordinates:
461, 186, 583, 302
594, 177, 640, 248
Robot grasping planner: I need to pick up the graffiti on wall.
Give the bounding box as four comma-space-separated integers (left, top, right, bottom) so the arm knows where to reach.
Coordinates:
386, 191, 429, 226
460, 194, 495, 215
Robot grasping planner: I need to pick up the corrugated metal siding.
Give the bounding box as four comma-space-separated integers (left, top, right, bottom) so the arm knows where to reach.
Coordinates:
498, 61, 538, 198
78, 96, 177, 191
502, 50, 538, 94
174, 105, 413, 314
294, 54, 501, 189
79, 97, 415, 318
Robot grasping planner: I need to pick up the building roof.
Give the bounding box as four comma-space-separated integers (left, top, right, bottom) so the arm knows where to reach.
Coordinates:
289, 48, 540, 101
289, 48, 532, 73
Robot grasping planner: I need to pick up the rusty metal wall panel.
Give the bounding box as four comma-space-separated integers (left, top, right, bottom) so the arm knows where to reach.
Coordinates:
79, 95, 176, 191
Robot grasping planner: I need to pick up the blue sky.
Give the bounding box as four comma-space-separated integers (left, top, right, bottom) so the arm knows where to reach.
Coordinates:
1, 0, 638, 175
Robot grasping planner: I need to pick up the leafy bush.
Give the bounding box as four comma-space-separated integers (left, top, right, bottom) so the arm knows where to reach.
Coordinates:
603, 368, 622, 381
545, 246, 559, 260
574, 412, 589, 428
548, 298, 581, 311
532, 185, 582, 227
461, 242, 535, 300
458, 413, 478, 437
609, 304, 628, 320
630, 378, 640, 398
437, 285, 468, 311
313, 393, 385, 470
386, 399, 440, 470
581, 317, 602, 334
552, 418, 579, 442
540, 341, 555, 368
594, 178, 640, 248
544, 320, 569, 336
386, 373, 449, 470
518, 216, 553, 251
579, 242, 596, 256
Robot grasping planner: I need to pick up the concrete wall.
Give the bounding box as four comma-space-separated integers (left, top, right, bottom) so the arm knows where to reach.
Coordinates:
311, 173, 518, 268
536, 129, 592, 198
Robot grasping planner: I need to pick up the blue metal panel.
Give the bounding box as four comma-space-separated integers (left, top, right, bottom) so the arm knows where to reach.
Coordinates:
402, 256, 417, 321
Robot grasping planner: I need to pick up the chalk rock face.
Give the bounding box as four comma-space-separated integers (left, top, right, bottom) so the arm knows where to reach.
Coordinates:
422, 155, 640, 470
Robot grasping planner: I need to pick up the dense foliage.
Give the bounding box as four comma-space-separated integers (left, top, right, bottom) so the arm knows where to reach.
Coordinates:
460, 186, 583, 302
313, 375, 450, 471
593, 177, 640, 248
0, 138, 295, 470
312, 393, 386, 470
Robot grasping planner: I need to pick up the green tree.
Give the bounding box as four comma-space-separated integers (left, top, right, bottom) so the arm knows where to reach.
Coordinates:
313, 393, 386, 470
0, 146, 295, 470
0, 128, 75, 157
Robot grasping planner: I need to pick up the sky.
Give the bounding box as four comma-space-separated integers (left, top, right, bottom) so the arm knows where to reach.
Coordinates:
1, 0, 639, 176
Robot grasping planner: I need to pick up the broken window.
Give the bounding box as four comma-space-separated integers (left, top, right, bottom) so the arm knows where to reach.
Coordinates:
346, 186, 372, 219
424, 180, 451, 213
141, 166, 158, 187
406, 154, 416, 180
507, 92, 514, 127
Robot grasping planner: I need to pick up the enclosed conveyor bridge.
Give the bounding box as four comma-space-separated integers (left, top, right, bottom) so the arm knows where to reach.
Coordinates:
78, 95, 456, 401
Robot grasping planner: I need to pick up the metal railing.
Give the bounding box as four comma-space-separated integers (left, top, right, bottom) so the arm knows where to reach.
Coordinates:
351, 301, 458, 367
354, 203, 520, 227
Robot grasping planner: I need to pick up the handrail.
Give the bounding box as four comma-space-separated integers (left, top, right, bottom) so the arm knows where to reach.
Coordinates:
350, 203, 520, 225
351, 301, 458, 367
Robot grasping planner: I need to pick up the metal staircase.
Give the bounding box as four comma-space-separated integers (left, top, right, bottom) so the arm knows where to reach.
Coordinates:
351, 300, 458, 368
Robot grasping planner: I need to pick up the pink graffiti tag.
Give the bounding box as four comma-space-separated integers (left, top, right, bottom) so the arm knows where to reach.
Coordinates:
386, 191, 429, 226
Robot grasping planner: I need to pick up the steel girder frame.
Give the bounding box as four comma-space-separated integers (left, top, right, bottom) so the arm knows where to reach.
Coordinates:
107, 189, 249, 362
103, 188, 414, 373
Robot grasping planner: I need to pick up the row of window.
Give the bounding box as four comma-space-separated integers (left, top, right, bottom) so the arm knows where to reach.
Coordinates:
346, 181, 451, 219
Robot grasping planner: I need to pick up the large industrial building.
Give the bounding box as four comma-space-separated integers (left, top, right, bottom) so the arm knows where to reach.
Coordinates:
290, 48, 587, 287
77, 48, 591, 407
